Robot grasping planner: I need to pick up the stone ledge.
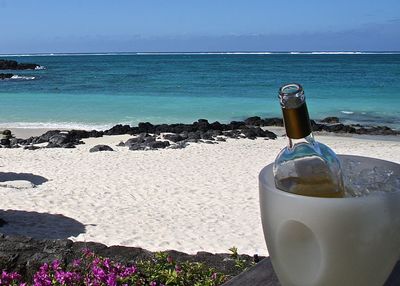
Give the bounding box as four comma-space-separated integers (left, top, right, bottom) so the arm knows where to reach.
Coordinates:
0, 233, 259, 282
222, 257, 400, 286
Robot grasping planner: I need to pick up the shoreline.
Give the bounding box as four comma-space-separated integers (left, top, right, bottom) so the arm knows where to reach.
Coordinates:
1, 116, 399, 138
4, 115, 399, 143
7, 126, 400, 143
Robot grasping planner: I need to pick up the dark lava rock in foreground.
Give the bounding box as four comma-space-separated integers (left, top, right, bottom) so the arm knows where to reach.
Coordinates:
0, 234, 261, 282
0, 218, 7, 227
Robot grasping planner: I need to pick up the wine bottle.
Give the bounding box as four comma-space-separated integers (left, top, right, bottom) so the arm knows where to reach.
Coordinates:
273, 83, 344, 198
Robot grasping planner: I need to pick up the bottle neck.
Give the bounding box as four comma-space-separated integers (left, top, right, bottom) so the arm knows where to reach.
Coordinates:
282, 102, 312, 139
287, 133, 315, 149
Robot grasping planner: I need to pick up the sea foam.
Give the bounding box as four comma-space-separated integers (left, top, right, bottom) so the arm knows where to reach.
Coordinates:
10, 75, 35, 80
0, 122, 113, 131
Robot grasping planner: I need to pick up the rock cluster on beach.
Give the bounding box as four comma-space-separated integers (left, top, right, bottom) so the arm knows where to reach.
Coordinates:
0, 117, 398, 150
0, 234, 260, 282
2, 119, 278, 150
246, 116, 400, 136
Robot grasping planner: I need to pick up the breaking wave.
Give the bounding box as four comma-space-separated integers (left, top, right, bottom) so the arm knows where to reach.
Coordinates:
0, 122, 113, 131
10, 75, 35, 80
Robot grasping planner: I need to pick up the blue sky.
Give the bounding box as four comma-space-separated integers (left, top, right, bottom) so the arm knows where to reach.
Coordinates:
0, 0, 399, 53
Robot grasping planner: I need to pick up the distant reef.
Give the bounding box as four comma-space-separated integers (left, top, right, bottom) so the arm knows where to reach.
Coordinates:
0, 73, 13, 80
0, 59, 40, 70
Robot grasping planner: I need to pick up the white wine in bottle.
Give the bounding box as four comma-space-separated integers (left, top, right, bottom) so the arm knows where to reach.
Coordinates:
273, 83, 344, 198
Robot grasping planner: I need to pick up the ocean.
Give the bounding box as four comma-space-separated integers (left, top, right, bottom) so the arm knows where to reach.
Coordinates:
1, 52, 399, 130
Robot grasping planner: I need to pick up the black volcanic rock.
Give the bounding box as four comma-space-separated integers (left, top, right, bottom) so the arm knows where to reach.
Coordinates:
0, 73, 13, 79
0, 59, 39, 70
124, 133, 153, 147
355, 126, 399, 135
148, 140, 170, 149
89, 145, 114, 152
311, 120, 324, 132
242, 127, 277, 140
193, 119, 210, 132
228, 121, 247, 130
262, 117, 284, 126
209, 121, 224, 131
162, 133, 184, 143
9, 117, 398, 152
138, 122, 155, 133
200, 130, 215, 140
320, 116, 340, 124
68, 129, 103, 141
103, 124, 133, 135
23, 146, 41, 150
0, 218, 7, 227
223, 130, 242, 139
187, 131, 202, 140
48, 134, 70, 146
245, 116, 263, 126
322, 124, 356, 133
36, 130, 61, 143
0, 138, 11, 147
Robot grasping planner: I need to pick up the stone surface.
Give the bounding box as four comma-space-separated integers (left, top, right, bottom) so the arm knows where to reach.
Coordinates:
23, 146, 41, 151
222, 258, 280, 286
163, 133, 185, 143
89, 145, 114, 152
0, 73, 13, 79
320, 116, 340, 124
0, 218, 7, 227
222, 256, 400, 286
0, 59, 40, 70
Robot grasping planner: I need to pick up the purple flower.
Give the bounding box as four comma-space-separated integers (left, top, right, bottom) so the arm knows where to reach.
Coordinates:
72, 258, 82, 268
51, 259, 61, 270
166, 256, 173, 263
91, 265, 107, 281
103, 258, 111, 269
106, 273, 117, 286
175, 264, 182, 273
82, 248, 94, 257
121, 265, 137, 278
1, 270, 22, 284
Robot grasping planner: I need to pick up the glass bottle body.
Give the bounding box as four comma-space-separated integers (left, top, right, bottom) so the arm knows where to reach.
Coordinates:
274, 134, 344, 197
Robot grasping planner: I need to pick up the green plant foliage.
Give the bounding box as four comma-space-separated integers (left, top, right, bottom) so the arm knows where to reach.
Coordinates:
0, 249, 229, 286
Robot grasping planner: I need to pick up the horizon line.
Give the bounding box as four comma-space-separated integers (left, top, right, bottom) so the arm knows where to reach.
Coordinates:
1, 50, 400, 57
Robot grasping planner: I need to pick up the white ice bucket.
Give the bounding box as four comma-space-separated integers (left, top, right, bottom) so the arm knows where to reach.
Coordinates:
259, 155, 400, 286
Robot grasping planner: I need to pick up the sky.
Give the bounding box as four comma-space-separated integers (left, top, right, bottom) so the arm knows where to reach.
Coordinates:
0, 0, 399, 53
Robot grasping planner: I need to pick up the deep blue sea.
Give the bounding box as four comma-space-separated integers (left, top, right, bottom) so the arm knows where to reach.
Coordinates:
1, 52, 400, 130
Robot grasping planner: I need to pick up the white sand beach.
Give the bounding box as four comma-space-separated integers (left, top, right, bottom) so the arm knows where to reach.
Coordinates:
0, 132, 399, 256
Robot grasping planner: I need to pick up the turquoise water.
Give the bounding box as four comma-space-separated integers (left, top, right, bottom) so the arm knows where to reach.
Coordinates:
1, 53, 399, 130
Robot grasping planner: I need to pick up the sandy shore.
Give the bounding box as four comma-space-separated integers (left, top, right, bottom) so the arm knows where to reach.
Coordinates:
0, 133, 399, 256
